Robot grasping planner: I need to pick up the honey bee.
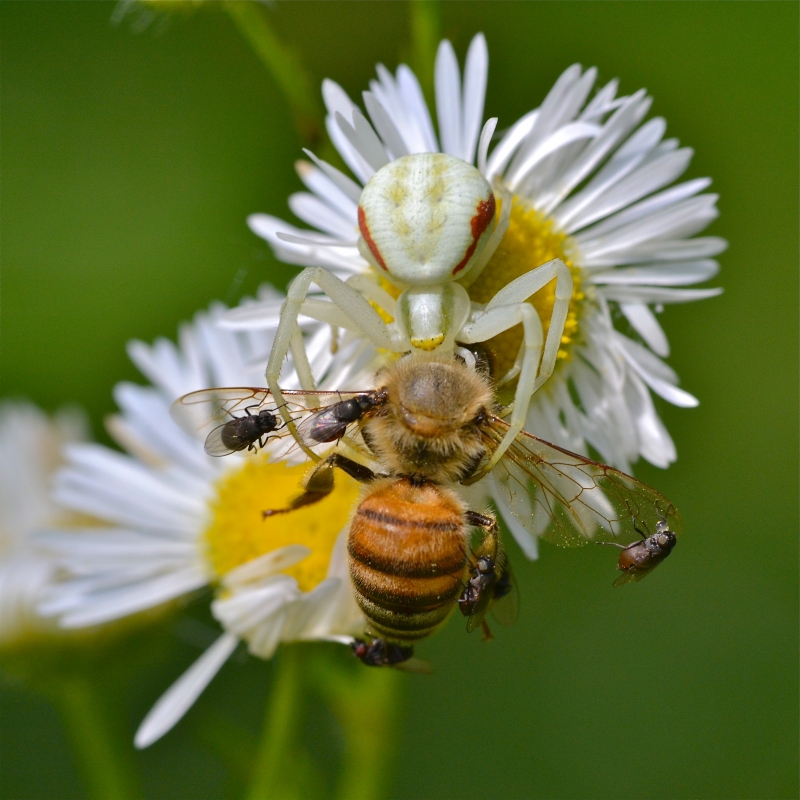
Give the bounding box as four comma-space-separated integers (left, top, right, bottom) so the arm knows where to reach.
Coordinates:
173, 354, 682, 665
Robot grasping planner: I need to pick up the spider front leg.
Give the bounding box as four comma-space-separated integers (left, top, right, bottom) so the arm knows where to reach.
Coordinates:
462, 303, 544, 477
460, 258, 572, 478
481, 258, 573, 395
265, 266, 398, 459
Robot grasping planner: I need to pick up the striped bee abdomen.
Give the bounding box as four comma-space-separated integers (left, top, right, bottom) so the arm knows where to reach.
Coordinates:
348, 478, 468, 641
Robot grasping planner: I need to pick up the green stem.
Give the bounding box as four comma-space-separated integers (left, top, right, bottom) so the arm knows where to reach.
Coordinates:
56, 677, 141, 800
333, 668, 402, 800
409, 0, 442, 110
223, 1, 323, 146
244, 646, 303, 800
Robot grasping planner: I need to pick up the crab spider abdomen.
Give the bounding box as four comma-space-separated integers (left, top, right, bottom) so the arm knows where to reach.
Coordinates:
358, 153, 496, 287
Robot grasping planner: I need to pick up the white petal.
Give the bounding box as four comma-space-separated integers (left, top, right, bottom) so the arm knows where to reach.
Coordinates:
222, 546, 312, 589
363, 91, 410, 161
335, 110, 390, 175
577, 195, 720, 262
507, 122, 601, 191
461, 33, 488, 164
485, 109, 538, 179
555, 116, 666, 231
283, 578, 342, 640
612, 330, 678, 383
276, 232, 357, 248
619, 302, 670, 357
600, 286, 723, 304
505, 64, 590, 185
248, 606, 288, 658
300, 150, 363, 203
622, 371, 677, 467
322, 80, 374, 182
396, 65, 439, 152
294, 160, 358, 219
247, 213, 363, 275
477, 118, 497, 177
288, 193, 356, 239
537, 90, 651, 216
57, 567, 208, 628
134, 633, 239, 748
220, 298, 286, 331
615, 335, 698, 407
435, 38, 462, 158
591, 260, 720, 286
568, 152, 700, 235
322, 78, 359, 123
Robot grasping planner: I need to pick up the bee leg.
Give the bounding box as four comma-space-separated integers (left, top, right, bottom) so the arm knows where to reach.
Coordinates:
326, 453, 377, 484
465, 511, 502, 564
262, 453, 377, 518
464, 510, 498, 534
262, 458, 338, 518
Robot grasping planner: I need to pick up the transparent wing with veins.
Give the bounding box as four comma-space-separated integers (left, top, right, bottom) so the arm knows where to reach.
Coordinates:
170, 387, 374, 458
483, 415, 683, 548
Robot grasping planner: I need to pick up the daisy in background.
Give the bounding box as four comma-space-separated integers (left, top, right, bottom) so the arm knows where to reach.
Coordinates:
38, 286, 370, 748
0, 401, 89, 648
226, 32, 724, 476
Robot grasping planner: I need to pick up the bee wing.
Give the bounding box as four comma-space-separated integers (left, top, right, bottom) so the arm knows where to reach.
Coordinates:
485, 416, 683, 549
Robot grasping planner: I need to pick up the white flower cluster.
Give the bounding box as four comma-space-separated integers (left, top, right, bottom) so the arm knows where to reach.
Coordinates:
1, 33, 722, 747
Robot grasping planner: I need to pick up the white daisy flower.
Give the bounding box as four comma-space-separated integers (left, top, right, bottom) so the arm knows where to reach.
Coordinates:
229, 33, 723, 478
38, 287, 367, 748
0, 401, 89, 646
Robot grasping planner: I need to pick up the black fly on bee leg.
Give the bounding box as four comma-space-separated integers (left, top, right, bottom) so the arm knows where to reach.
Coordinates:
459, 511, 516, 639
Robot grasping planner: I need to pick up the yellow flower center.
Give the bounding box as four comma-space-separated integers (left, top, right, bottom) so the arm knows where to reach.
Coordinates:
467, 196, 586, 383
205, 458, 361, 592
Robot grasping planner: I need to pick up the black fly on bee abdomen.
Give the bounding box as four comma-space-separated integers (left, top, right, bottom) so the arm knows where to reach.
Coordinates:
351, 637, 414, 667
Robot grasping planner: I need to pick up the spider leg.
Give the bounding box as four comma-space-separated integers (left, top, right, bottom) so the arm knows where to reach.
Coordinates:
265, 266, 398, 459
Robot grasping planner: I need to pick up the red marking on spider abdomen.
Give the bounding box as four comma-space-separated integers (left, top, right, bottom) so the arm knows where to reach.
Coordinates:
358, 206, 388, 272
451, 193, 496, 275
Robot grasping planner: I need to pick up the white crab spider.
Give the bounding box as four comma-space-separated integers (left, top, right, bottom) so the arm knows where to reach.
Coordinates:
267, 151, 573, 475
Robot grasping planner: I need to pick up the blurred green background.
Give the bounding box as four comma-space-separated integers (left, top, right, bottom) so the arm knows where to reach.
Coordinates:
1, 2, 797, 798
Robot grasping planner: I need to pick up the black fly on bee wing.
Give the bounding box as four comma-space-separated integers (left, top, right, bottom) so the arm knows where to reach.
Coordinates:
480, 415, 682, 582
607, 512, 678, 587
170, 387, 381, 458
